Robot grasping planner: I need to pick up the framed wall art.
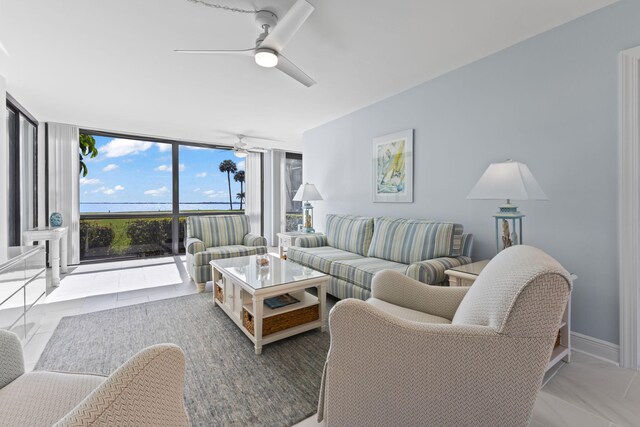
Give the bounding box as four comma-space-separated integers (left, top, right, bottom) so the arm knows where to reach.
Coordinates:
372, 129, 413, 203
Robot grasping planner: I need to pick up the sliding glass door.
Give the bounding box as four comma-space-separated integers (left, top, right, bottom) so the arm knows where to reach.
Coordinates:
79, 131, 252, 261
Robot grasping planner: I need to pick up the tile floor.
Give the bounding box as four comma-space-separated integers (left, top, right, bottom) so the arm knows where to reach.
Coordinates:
19, 255, 640, 427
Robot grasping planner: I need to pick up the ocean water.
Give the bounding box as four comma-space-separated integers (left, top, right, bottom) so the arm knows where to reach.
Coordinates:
80, 202, 242, 213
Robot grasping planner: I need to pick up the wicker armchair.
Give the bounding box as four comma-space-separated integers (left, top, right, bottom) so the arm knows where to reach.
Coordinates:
0, 330, 189, 427
318, 245, 572, 427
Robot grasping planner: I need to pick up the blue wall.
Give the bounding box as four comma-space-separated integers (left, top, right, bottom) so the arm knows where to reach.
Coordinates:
303, 0, 640, 344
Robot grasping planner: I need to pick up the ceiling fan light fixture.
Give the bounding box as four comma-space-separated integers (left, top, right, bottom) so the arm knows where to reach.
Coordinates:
234, 149, 248, 158
255, 48, 278, 68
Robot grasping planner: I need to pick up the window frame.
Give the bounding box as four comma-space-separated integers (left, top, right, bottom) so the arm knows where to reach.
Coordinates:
6, 93, 39, 245
78, 128, 260, 262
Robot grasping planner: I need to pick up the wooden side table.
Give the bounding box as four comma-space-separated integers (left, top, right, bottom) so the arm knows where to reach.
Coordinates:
445, 260, 575, 371
23, 226, 68, 287
444, 260, 490, 286
277, 232, 324, 259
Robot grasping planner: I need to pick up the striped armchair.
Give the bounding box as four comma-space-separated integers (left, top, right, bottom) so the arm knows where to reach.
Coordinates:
185, 215, 267, 292
287, 214, 473, 300
318, 245, 572, 426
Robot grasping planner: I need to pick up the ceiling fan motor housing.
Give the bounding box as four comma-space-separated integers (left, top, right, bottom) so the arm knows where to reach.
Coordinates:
255, 10, 278, 32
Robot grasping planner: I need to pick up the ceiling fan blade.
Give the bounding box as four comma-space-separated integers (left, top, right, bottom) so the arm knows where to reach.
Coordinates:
242, 135, 286, 143
275, 54, 316, 87
174, 48, 254, 55
260, 0, 314, 52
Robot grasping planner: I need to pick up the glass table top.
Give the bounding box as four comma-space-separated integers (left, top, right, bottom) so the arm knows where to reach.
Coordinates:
210, 254, 327, 290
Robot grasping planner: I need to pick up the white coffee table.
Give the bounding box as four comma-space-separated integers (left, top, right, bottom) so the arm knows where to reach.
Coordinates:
210, 254, 329, 354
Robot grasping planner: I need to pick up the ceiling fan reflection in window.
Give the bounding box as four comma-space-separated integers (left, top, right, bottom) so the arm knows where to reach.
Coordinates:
176, 0, 316, 87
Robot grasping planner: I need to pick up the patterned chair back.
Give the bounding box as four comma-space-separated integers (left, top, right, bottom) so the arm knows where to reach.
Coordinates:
452, 245, 572, 337
186, 215, 249, 248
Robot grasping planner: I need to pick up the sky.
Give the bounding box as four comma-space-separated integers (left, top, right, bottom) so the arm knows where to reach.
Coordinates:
80, 135, 245, 206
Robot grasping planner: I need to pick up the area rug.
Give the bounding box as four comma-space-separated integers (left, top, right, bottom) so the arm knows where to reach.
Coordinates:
35, 292, 335, 427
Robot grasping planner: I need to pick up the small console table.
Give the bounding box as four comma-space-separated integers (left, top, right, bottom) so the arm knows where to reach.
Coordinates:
445, 259, 575, 371
23, 226, 68, 287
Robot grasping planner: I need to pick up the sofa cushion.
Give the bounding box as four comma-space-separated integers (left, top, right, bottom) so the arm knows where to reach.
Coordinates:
194, 245, 266, 266
367, 217, 458, 263
367, 298, 452, 324
325, 214, 374, 256
187, 215, 249, 247
287, 246, 363, 274
0, 371, 105, 427
330, 257, 409, 291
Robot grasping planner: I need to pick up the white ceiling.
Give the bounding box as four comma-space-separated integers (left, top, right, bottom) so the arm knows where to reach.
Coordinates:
0, 0, 618, 150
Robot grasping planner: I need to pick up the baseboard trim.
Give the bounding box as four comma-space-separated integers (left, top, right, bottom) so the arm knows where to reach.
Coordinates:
571, 331, 619, 365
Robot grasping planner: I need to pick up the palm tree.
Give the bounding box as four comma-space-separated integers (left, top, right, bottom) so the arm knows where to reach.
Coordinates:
234, 170, 245, 210
219, 160, 237, 210
236, 192, 245, 210
79, 134, 98, 177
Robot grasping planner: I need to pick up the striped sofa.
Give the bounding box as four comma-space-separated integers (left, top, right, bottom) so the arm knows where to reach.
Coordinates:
185, 215, 267, 292
287, 214, 473, 300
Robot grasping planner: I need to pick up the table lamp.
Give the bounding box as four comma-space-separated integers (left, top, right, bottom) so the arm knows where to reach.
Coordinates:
293, 183, 323, 233
467, 160, 548, 252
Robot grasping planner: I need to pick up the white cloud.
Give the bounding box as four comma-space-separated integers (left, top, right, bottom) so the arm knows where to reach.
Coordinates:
193, 188, 201, 192
154, 163, 185, 172
196, 172, 207, 178
237, 160, 245, 170
144, 186, 169, 196
100, 139, 153, 158
97, 185, 124, 195
203, 189, 227, 199
80, 177, 100, 186
102, 163, 119, 172
157, 144, 172, 152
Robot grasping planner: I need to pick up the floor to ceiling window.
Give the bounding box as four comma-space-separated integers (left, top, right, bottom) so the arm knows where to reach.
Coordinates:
284, 152, 303, 232
6, 95, 38, 246
79, 131, 250, 261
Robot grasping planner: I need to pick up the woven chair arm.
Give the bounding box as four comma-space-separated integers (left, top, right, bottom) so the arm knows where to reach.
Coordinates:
371, 270, 469, 320
0, 330, 25, 389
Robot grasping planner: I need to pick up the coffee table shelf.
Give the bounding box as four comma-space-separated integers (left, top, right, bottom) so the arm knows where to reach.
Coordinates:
210, 254, 328, 354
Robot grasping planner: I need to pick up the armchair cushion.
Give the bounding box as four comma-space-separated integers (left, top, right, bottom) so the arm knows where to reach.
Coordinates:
287, 246, 362, 274
406, 256, 472, 285
194, 245, 267, 266
294, 234, 327, 248
0, 371, 105, 427
243, 233, 267, 247
330, 257, 408, 291
367, 218, 460, 263
186, 215, 249, 247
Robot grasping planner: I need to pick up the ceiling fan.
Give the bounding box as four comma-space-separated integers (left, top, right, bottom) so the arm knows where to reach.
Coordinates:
176, 0, 316, 87
228, 135, 270, 158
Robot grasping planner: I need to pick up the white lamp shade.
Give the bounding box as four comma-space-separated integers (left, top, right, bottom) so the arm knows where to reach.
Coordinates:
467, 161, 548, 201
293, 183, 323, 202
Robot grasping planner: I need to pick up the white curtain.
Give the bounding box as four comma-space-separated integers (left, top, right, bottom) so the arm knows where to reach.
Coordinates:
245, 152, 262, 238
47, 123, 80, 265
